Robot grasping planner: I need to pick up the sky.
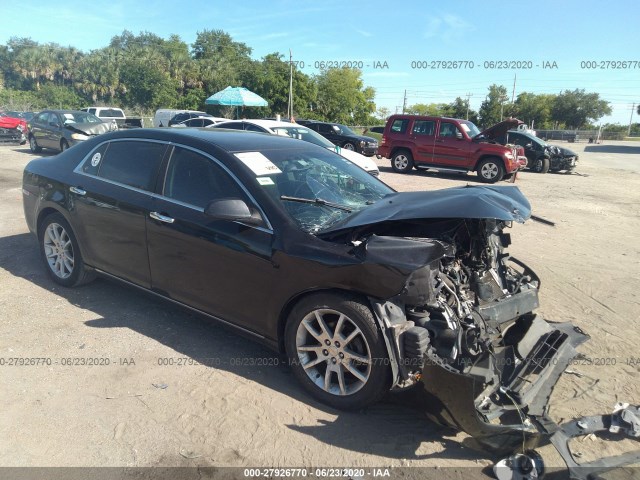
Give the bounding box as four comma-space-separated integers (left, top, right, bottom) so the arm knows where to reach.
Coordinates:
2, 0, 639, 125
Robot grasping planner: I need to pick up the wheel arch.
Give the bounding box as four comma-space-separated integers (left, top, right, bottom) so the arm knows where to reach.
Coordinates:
276, 287, 376, 353
473, 154, 505, 171
36, 206, 90, 265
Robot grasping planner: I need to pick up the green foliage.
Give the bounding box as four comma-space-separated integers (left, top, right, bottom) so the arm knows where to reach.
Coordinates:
513, 92, 554, 129
478, 84, 509, 127
315, 67, 376, 124
551, 89, 611, 128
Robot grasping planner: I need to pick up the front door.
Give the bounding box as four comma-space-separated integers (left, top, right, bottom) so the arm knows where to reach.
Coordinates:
146, 145, 275, 331
431, 120, 471, 168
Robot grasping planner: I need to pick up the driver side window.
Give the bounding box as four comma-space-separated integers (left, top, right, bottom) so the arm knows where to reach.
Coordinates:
163, 146, 248, 210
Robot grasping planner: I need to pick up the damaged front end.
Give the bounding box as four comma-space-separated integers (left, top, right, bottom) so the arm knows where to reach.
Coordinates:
322, 185, 638, 477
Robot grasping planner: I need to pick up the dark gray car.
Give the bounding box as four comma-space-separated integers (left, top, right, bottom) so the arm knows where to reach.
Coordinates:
28, 110, 115, 153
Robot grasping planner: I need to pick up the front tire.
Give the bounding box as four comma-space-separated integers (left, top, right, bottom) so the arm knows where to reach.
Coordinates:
391, 150, 414, 173
38, 213, 95, 287
60, 139, 69, 152
285, 293, 391, 410
342, 142, 355, 151
477, 157, 505, 183
29, 135, 42, 153
530, 157, 550, 173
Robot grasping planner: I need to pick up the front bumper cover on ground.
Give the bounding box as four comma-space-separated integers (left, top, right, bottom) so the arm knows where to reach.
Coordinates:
417, 319, 639, 478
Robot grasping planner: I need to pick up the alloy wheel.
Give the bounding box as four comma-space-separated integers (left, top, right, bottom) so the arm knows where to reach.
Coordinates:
43, 223, 74, 279
295, 308, 372, 396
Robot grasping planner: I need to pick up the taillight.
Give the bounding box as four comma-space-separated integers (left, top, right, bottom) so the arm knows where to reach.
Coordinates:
381, 135, 386, 144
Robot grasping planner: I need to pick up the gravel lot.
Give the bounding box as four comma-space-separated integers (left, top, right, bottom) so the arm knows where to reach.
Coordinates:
0, 140, 639, 477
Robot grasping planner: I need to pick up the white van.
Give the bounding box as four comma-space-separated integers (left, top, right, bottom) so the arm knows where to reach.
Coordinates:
153, 109, 207, 128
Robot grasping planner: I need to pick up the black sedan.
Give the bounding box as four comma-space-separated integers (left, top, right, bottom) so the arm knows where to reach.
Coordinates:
23, 128, 593, 455
303, 121, 378, 156
503, 130, 579, 173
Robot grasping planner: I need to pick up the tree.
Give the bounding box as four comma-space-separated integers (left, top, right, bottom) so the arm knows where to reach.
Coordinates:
406, 103, 447, 116
315, 68, 376, 124
512, 92, 555, 129
478, 85, 509, 127
551, 89, 611, 129
375, 106, 390, 122
444, 97, 478, 124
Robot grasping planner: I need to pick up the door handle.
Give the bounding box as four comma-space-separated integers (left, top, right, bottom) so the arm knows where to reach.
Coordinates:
69, 186, 86, 196
150, 212, 175, 224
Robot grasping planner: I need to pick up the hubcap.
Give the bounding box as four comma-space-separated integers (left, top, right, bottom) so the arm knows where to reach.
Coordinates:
295, 309, 372, 396
344, 143, 355, 151
30, 137, 36, 150
394, 155, 408, 170
481, 162, 499, 179
43, 223, 74, 279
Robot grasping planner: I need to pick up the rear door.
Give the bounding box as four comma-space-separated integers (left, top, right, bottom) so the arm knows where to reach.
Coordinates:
431, 120, 471, 168
146, 145, 275, 329
408, 119, 436, 165
70, 139, 168, 287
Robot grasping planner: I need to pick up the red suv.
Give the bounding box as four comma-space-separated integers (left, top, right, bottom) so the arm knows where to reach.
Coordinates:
378, 115, 523, 183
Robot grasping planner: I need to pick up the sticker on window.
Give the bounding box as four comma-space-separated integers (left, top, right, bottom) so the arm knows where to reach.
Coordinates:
256, 177, 275, 186
90, 152, 101, 167
235, 152, 282, 175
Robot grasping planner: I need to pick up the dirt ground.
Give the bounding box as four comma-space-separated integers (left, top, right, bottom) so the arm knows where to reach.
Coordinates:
0, 140, 639, 478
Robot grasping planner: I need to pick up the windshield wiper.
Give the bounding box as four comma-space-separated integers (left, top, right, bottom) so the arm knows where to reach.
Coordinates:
280, 195, 352, 212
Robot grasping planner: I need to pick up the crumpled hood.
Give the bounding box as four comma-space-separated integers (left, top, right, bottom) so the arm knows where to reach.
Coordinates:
553, 145, 577, 157
64, 122, 112, 136
0, 116, 26, 129
320, 185, 531, 234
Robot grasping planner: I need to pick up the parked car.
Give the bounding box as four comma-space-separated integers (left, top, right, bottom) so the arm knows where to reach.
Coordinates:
24, 127, 616, 463
0, 111, 28, 144
153, 109, 208, 127
5, 111, 36, 122
80, 107, 143, 129
210, 119, 379, 175
28, 110, 115, 153
303, 121, 378, 156
499, 130, 579, 173
171, 116, 227, 128
168, 112, 216, 126
378, 115, 523, 183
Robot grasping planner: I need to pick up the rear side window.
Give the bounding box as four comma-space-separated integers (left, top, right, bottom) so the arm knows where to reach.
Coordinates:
390, 119, 408, 133
97, 141, 167, 191
82, 142, 110, 176
163, 146, 247, 209
411, 120, 435, 135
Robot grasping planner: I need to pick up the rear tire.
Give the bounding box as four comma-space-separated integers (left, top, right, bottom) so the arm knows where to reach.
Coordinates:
38, 213, 95, 287
29, 135, 42, 153
477, 157, 505, 183
285, 293, 391, 410
60, 139, 69, 152
391, 150, 414, 173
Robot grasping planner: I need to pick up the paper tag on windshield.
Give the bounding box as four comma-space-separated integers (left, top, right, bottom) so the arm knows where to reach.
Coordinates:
235, 152, 282, 175
256, 177, 274, 185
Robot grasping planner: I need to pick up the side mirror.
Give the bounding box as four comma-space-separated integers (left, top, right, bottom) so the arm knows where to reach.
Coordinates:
49, 122, 60, 128
525, 142, 533, 149
455, 131, 463, 140
204, 198, 262, 226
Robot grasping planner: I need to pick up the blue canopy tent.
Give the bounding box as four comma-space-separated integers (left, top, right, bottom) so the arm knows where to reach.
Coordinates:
205, 86, 268, 118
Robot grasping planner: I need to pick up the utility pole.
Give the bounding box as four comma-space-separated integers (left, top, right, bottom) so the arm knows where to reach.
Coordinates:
628, 103, 635, 136
511, 73, 517, 104
402, 90, 407, 114
288, 49, 293, 121
465, 92, 473, 119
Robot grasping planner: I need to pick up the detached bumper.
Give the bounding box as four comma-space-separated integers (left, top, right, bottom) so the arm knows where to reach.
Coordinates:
420, 317, 588, 452
419, 317, 640, 477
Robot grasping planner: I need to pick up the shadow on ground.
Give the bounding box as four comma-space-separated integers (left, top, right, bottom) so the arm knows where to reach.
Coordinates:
584, 144, 640, 155
0, 231, 495, 464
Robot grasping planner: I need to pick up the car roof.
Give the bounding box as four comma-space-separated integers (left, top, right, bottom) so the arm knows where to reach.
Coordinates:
219, 119, 304, 130
97, 127, 316, 153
